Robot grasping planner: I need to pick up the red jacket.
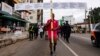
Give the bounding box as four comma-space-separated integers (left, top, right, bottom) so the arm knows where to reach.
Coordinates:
46, 19, 58, 40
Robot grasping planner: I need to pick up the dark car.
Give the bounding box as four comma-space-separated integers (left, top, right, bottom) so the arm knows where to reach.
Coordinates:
91, 23, 100, 47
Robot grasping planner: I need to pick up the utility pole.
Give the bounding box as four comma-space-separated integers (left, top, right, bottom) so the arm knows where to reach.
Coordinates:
85, 9, 87, 33
91, 8, 95, 24
89, 8, 95, 32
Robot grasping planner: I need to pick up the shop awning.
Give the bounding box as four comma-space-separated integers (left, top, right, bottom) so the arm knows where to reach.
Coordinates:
0, 11, 11, 16
0, 15, 29, 23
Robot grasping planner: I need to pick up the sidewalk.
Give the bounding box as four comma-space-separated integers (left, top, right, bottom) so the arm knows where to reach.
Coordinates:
0, 31, 28, 48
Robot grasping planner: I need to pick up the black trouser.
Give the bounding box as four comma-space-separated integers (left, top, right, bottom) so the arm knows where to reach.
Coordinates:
61, 31, 63, 37
49, 39, 57, 54
29, 32, 33, 40
64, 32, 69, 42
34, 32, 38, 39
40, 32, 43, 38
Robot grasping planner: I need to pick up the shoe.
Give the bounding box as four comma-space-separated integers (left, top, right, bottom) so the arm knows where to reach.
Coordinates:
50, 51, 53, 55
67, 41, 70, 43
54, 47, 56, 52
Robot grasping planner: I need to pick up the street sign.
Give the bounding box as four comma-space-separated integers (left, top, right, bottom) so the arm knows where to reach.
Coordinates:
14, 2, 87, 10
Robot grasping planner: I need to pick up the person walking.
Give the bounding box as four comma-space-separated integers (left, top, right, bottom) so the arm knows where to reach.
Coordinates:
45, 13, 59, 55
33, 24, 39, 39
63, 21, 71, 43
39, 24, 44, 39
28, 24, 34, 41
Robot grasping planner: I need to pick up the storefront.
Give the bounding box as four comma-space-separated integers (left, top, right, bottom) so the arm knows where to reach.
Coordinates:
0, 14, 29, 32
0, 2, 29, 33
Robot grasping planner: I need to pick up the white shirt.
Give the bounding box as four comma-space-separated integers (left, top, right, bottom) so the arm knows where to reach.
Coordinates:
39, 26, 43, 32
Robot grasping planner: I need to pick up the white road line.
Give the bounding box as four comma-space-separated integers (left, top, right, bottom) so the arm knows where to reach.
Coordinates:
59, 39, 79, 56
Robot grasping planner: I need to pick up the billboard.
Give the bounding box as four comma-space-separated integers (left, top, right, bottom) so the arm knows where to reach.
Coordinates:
15, 2, 87, 10
1, 2, 13, 15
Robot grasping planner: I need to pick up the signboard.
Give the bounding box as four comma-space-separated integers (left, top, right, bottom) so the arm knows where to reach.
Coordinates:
1, 2, 12, 15
15, 2, 87, 10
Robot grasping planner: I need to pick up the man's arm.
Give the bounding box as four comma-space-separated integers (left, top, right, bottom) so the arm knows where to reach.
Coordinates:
45, 19, 51, 28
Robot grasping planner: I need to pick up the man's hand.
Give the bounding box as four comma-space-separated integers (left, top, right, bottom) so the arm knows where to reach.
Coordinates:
46, 20, 52, 27
51, 28, 56, 31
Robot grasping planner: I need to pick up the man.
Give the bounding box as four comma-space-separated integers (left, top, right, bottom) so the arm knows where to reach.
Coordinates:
33, 24, 38, 39
39, 23, 44, 39
45, 13, 59, 55
28, 24, 34, 41
63, 21, 71, 43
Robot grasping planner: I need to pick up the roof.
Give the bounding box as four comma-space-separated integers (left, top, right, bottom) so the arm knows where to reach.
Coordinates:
74, 22, 89, 25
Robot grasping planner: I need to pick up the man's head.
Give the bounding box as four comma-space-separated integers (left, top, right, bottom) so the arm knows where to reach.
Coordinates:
66, 21, 68, 24
51, 13, 55, 20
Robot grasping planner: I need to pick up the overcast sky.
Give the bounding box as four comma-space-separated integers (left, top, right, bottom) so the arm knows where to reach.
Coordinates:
43, 0, 100, 23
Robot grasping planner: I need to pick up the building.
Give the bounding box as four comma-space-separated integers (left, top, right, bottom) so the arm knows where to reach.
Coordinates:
62, 15, 75, 25
0, 0, 32, 33
74, 22, 90, 33
37, 0, 43, 24
0, 0, 44, 32
19, 0, 37, 23
19, 0, 43, 29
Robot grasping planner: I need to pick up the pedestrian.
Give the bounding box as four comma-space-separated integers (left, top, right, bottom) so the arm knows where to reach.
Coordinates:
60, 24, 64, 38
28, 24, 34, 41
33, 24, 39, 39
63, 21, 71, 43
57, 26, 60, 38
45, 13, 59, 55
43, 25, 48, 40
39, 23, 44, 39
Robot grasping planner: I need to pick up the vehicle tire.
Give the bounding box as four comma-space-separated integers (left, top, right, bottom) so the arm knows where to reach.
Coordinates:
91, 39, 99, 47
91, 39, 96, 46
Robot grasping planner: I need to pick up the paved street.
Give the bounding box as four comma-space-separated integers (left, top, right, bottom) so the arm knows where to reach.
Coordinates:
0, 33, 100, 56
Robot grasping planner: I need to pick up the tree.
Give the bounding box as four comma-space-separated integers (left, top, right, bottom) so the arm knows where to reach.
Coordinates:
89, 7, 100, 24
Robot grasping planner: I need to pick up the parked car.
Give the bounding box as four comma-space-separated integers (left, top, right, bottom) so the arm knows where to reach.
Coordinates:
91, 23, 100, 47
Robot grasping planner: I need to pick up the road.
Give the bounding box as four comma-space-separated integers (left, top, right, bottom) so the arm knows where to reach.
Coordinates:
0, 33, 100, 56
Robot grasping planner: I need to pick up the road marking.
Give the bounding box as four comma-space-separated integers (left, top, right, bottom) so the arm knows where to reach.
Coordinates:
59, 39, 79, 56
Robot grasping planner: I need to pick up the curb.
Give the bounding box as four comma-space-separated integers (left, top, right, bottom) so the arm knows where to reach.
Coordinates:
0, 33, 28, 48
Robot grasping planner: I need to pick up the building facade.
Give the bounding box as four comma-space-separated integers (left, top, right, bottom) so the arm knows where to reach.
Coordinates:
62, 15, 75, 25
0, 0, 31, 32
0, 0, 43, 32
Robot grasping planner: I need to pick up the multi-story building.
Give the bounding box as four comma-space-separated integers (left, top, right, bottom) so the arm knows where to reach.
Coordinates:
18, 0, 43, 24
19, 0, 38, 24
37, 0, 43, 25
0, 0, 43, 32
0, 0, 31, 32
62, 15, 75, 25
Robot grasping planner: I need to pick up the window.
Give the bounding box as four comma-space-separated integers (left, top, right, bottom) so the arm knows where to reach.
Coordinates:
30, 16, 33, 19
96, 24, 100, 30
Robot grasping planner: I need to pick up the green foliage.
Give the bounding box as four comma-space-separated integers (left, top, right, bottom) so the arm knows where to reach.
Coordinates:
89, 7, 100, 23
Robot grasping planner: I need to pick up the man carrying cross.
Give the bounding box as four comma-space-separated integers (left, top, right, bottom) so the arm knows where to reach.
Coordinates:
45, 13, 59, 55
